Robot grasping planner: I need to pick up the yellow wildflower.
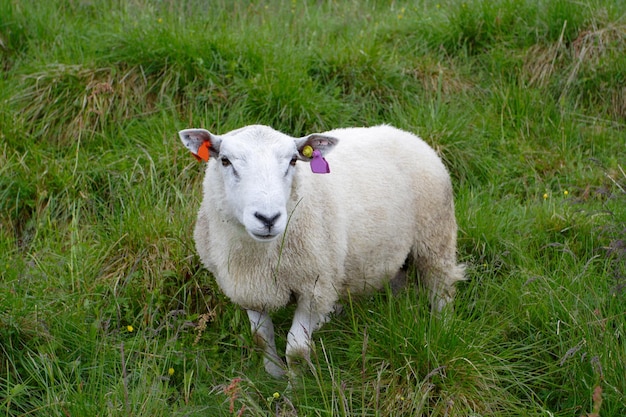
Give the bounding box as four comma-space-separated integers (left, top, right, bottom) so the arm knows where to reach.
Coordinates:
127, 325, 134, 332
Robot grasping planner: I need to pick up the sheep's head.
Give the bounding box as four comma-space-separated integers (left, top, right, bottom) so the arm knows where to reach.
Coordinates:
179, 125, 338, 242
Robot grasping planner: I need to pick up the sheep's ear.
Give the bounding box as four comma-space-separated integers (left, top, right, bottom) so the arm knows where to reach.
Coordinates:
295, 134, 339, 160
178, 128, 222, 162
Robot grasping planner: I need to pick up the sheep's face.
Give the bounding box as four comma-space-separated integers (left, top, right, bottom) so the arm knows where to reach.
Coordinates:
218, 128, 296, 241
179, 125, 338, 242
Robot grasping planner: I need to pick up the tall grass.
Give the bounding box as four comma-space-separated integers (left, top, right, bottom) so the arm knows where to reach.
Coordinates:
1, 0, 625, 415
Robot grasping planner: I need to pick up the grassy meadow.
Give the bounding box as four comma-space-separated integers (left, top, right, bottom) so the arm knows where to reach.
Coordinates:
1, 0, 625, 415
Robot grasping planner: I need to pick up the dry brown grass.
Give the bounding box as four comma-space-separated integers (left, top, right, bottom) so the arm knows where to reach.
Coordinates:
10, 64, 168, 143
406, 59, 473, 96
523, 18, 626, 119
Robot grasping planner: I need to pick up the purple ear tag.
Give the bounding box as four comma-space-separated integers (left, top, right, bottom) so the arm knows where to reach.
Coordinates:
310, 150, 330, 174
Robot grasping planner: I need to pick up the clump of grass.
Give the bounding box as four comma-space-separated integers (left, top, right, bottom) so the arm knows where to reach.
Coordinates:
10, 64, 143, 143
523, 14, 626, 119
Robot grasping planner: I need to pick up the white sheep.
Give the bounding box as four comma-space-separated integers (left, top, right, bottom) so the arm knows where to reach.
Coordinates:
179, 124, 465, 377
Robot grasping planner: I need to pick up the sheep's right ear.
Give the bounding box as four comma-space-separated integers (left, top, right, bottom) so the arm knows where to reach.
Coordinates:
178, 129, 222, 162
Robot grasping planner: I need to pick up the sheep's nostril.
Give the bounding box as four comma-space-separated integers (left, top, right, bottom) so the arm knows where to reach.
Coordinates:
254, 212, 281, 230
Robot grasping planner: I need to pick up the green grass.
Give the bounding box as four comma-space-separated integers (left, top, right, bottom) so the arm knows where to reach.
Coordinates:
1, 0, 625, 415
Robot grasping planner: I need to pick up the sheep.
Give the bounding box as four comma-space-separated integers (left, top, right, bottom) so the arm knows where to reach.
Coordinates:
179, 124, 465, 378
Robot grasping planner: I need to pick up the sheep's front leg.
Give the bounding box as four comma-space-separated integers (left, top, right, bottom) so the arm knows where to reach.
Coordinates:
246, 310, 285, 378
285, 301, 326, 370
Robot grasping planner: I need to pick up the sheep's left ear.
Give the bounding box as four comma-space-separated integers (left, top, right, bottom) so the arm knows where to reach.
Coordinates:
295, 134, 339, 160
178, 128, 222, 162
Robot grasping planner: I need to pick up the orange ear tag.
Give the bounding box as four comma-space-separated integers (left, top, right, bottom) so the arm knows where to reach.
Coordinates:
196, 141, 211, 162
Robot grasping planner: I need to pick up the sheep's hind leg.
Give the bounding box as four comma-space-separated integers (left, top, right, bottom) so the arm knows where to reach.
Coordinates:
390, 264, 408, 295
416, 257, 465, 313
246, 310, 285, 378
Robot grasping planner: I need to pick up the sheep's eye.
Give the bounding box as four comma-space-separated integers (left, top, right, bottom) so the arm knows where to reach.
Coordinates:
221, 158, 231, 167
289, 157, 298, 167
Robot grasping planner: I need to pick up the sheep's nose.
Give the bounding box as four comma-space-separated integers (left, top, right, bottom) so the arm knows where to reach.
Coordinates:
254, 212, 281, 230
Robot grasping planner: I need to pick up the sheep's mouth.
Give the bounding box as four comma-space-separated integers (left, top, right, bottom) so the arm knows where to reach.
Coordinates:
251, 232, 280, 242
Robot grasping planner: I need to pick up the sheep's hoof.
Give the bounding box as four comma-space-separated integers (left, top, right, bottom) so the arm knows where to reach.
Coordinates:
286, 347, 313, 375
432, 293, 455, 315
286, 354, 310, 369
264, 358, 287, 379
331, 302, 344, 317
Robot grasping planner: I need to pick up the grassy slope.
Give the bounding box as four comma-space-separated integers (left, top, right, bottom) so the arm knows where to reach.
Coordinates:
1, 0, 625, 415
